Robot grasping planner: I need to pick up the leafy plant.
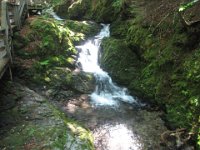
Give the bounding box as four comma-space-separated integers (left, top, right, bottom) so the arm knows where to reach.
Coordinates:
179, 0, 199, 12
112, 0, 124, 12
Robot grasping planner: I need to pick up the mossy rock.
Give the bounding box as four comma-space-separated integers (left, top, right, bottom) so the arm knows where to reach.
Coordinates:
68, 0, 92, 20
110, 20, 132, 38
53, 0, 74, 18
14, 16, 78, 60
100, 38, 144, 95
65, 20, 101, 40
31, 65, 95, 94
0, 82, 94, 150
90, 1, 118, 23
54, 0, 120, 23
54, 0, 92, 20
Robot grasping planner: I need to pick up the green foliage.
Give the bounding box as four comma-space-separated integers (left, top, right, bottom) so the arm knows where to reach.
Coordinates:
112, 0, 123, 13
110, 20, 131, 38
184, 50, 200, 82
101, 5, 199, 145
39, 60, 50, 66
49, 0, 65, 6
198, 130, 200, 149
29, 17, 78, 56
179, 0, 199, 12
101, 37, 144, 97
126, 24, 152, 50
30, 55, 75, 86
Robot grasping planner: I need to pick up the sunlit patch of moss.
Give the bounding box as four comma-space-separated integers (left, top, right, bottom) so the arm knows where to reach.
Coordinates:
65, 20, 100, 40
47, 102, 95, 150
28, 16, 77, 57
198, 128, 200, 149
179, 0, 199, 12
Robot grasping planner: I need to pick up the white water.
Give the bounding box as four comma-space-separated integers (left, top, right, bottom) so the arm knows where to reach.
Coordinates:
93, 123, 143, 150
44, 8, 64, 21
76, 24, 137, 107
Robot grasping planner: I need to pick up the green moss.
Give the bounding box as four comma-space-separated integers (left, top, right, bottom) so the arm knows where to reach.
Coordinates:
101, 38, 143, 93
68, 0, 92, 20
164, 49, 200, 131
29, 17, 77, 57
0, 95, 94, 150
110, 20, 132, 38
99, 1, 199, 146
47, 102, 95, 149
65, 20, 100, 39
1, 113, 93, 149
54, 0, 92, 20
55, 0, 122, 22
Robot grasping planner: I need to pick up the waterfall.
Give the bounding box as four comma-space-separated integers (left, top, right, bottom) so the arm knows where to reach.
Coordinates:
76, 24, 138, 107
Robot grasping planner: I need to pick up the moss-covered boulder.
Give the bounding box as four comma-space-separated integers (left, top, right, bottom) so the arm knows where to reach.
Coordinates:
65, 20, 101, 40
13, 17, 79, 60
13, 15, 99, 97
31, 65, 95, 94
54, 0, 92, 20
100, 38, 144, 96
68, 0, 92, 20
54, 0, 124, 22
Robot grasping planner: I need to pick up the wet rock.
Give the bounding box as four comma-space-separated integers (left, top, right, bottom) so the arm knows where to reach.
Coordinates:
56, 94, 169, 150
54, 0, 92, 20
42, 67, 95, 94
65, 20, 101, 40
72, 72, 95, 93
0, 95, 17, 111
0, 82, 94, 149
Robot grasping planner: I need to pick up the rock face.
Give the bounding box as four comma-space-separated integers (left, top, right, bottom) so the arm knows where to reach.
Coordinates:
0, 82, 94, 149
72, 72, 95, 93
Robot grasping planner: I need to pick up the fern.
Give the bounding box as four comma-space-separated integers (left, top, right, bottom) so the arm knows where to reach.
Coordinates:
112, 0, 123, 12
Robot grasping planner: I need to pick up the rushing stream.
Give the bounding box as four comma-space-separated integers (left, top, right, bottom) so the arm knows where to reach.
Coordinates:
46, 12, 168, 149
72, 25, 167, 150
76, 24, 138, 107
75, 24, 144, 150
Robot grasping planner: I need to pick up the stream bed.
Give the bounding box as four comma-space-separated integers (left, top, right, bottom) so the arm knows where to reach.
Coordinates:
57, 24, 168, 150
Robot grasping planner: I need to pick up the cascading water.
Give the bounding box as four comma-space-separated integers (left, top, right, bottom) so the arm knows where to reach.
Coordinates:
48, 13, 168, 150
44, 8, 64, 21
76, 24, 137, 106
